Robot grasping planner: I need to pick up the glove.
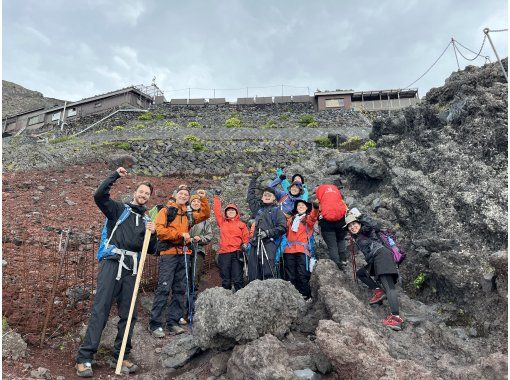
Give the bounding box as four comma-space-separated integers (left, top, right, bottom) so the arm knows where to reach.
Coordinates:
215, 188, 222, 196
312, 200, 320, 209
279, 174, 287, 181
258, 230, 268, 239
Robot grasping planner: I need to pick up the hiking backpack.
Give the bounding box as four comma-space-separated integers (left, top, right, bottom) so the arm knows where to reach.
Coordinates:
96, 204, 149, 261
315, 184, 347, 222
149, 204, 181, 255
378, 230, 406, 265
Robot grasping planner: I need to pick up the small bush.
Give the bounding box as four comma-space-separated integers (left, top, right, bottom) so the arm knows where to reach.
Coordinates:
261, 120, 277, 129
361, 139, 376, 151
299, 114, 316, 126
134, 124, 146, 130
155, 113, 165, 120
339, 136, 362, 151
138, 112, 152, 121
94, 129, 108, 134
165, 121, 177, 127
49, 136, 73, 144
279, 113, 290, 121
307, 121, 319, 128
414, 273, 426, 289
113, 125, 125, 131
192, 141, 207, 151
225, 117, 242, 128
187, 121, 201, 128
314, 136, 334, 148
184, 135, 200, 142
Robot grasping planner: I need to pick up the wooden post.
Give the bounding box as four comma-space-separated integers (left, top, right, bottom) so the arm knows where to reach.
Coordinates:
115, 229, 151, 375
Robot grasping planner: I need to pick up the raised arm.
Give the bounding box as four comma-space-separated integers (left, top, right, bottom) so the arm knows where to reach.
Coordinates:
94, 169, 124, 220
193, 192, 211, 224
213, 195, 224, 226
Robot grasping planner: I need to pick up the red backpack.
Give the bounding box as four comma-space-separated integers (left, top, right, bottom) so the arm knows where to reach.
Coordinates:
315, 184, 347, 222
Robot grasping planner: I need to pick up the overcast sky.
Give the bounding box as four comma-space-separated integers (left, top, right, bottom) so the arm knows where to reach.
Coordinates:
3, 0, 508, 102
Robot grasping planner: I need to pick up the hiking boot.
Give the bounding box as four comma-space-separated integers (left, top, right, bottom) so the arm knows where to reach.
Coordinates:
109, 358, 139, 374
383, 314, 404, 331
178, 317, 188, 325
75, 362, 93, 378
169, 324, 186, 335
368, 288, 386, 305
148, 326, 165, 338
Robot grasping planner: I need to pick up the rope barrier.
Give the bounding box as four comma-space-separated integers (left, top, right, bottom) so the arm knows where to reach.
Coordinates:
487, 28, 508, 33
403, 41, 453, 89
454, 36, 490, 62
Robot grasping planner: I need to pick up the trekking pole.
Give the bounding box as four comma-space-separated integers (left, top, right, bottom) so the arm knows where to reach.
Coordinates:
189, 242, 198, 330
260, 240, 276, 278
258, 229, 264, 280
349, 236, 358, 284
183, 240, 191, 327
115, 228, 151, 375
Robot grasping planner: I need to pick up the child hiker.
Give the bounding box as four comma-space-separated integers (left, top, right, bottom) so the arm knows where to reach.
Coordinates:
273, 168, 309, 201
214, 190, 250, 291
344, 213, 404, 331
282, 199, 319, 299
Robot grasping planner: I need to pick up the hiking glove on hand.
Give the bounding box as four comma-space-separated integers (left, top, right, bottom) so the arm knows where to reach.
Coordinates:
312, 200, 320, 209
258, 230, 268, 239
215, 189, 222, 196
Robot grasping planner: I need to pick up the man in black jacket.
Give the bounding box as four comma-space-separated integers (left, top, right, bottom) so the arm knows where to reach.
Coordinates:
75, 167, 157, 377
246, 172, 287, 281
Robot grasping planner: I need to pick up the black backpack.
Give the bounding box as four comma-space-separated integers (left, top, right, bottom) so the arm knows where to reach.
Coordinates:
150, 204, 179, 255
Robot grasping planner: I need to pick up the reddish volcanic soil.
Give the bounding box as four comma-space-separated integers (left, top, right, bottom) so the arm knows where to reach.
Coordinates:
2, 162, 220, 379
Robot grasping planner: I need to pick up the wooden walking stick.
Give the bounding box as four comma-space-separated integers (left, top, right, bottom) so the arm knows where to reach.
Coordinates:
115, 228, 151, 375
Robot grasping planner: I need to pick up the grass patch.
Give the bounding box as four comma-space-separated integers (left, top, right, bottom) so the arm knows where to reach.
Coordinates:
137, 112, 153, 121
134, 124, 147, 130
299, 114, 316, 127
155, 113, 165, 120
339, 136, 362, 151
165, 121, 178, 127
102, 141, 132, 150
113, 125, 125, 131
184, 135, 200, 142
187, 121, 202, 128
225, 117, 242, 128
413, 273, 426, 289
314, 136, 334, 148
94, 129, 108, 134
361, 139, 376, 151
261, 120, 277, 129
49, 136, 74, 144
279, 113, 290, 121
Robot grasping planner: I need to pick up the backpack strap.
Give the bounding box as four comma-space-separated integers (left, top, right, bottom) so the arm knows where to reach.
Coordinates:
104, 204, 132, 250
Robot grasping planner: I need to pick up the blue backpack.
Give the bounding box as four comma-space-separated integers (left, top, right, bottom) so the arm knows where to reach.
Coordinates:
96, 204, 146, 261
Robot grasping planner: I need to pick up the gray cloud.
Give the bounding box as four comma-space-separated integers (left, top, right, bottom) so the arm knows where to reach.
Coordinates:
3, 0, 507, 101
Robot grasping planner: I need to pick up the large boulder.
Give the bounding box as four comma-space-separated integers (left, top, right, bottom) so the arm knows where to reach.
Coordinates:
193, 279, 305, 350
160, 334, 201, 369
315, 319, 434, 380
2, 328, 28, 361
226, 334, 294, 380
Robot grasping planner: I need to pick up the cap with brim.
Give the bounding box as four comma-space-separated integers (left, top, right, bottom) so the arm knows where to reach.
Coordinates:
292, 200, 312, 215
344, 213, 359, 228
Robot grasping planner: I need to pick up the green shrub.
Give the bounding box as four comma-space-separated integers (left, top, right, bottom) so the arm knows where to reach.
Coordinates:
414, 273, 426, 289
113, 125, 125, 131
339, 136, 362, 151
165, 121, 177, 127
155, 113, 165, 120
361, 139, 376, 151
102, 141, 132, 150
192, 141, 207, 151
307, 121, 319, 128
184, 135, 200, 142
299, 114, 316, 126
134, 124, 146, 130
94, 129, 108, 134
225, 117, 242, 128
187, 121, 201, 128
314, 136, 334, 148
279, 113, 290, 121
138, 112, 152, 121
49, 136, 73, 144
261, 120, 277, 129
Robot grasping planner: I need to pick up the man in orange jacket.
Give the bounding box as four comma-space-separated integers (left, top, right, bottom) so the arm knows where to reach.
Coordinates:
148, 185, 210, 337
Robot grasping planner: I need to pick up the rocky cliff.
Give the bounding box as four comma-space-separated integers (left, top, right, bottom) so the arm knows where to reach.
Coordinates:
2, 80, 65, 118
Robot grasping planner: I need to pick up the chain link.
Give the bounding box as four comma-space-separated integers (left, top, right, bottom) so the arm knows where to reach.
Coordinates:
454, 35, 489, 62
488, 28, 508, 33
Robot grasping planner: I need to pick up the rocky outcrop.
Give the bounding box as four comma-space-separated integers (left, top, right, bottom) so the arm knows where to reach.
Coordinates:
226, 334, 293, 380
2, 80, 65, 118
316, 319, 434, 380
193, 279, 305, 350
2, 328, 28, 361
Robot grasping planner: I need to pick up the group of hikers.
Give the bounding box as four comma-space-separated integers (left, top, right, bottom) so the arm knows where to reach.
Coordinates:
75, 167, 404, 377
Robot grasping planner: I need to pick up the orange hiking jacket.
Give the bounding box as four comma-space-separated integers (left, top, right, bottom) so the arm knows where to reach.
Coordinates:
284, 208, 319, 255
214, 195, 249, 254
155, 197, 210, 255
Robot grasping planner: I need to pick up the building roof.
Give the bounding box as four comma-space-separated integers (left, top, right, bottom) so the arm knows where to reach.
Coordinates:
314, 88, 418, 101
8, 86, 152, 119
314, 90, 354, 96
